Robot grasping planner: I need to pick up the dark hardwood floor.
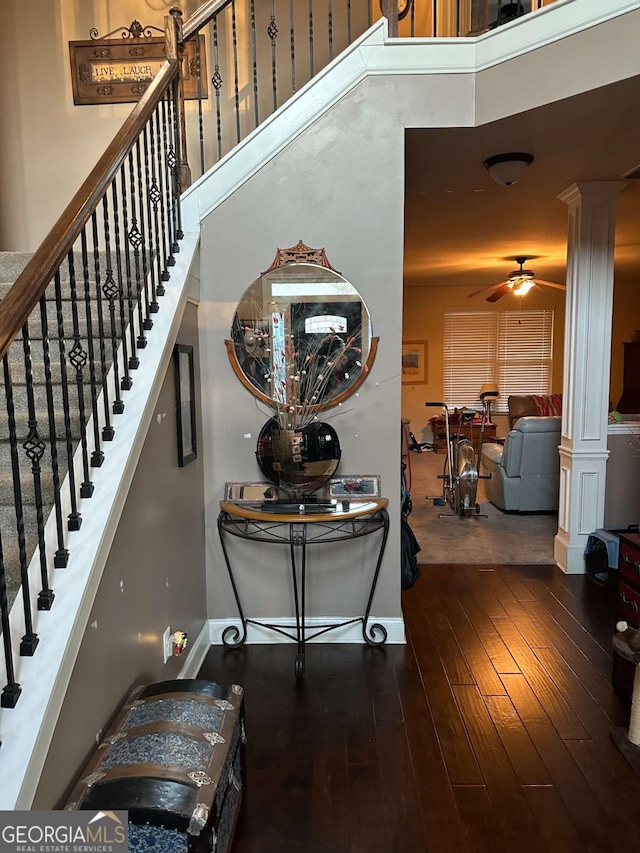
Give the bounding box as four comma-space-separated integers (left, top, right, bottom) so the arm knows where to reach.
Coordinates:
199, 565, 640, 853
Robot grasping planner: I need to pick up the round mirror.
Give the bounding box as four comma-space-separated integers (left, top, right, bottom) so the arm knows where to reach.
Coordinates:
226, 256, 377, 419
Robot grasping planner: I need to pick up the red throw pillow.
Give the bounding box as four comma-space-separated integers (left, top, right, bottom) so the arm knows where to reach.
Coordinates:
531, 394, 562, 417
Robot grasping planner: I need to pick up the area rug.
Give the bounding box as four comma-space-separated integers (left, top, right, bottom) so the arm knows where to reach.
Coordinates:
405, 448, 558, 565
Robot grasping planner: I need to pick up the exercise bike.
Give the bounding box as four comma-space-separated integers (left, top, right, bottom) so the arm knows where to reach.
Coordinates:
425, 388, 498, 517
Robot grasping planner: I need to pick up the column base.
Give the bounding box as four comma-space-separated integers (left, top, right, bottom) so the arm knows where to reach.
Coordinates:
554, 530, 587, 574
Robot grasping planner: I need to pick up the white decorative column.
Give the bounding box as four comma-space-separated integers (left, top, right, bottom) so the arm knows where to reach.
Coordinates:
555, 182, 627, 573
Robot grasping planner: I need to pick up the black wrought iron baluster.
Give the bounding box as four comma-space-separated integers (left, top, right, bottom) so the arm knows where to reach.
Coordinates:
146, 117, 165, 301
497, 0, 503, 27
79, 228, 105, 467
0, 528, 21, 708
195, 34, 205, 176
152, 104, 172, 282
308, 0, 315, 78
268, 0, 279, 112
328, 0, 333, 61
101, 196, 124, 415
412, 0, 416, 37
433, 0, 438, 36
347, 0, 352, 44
2, 355, 38, 655
141, 125, 161, 310
21, 320, 54, 611
251, 0, 259, 126
231, 0, 242, 144
168, 81, 184, 242
110, 179, 133, 389
160, 95, 178, 267
165, 87, 181, 247
90, 211, 114, 441
289, 0, 296, 94
119, 164, 140, 370
135, 137, 157, 325
58, 260, 90, 511
211, 17, 223, 162
39, 292, 68, 568
127, 151, 149, 351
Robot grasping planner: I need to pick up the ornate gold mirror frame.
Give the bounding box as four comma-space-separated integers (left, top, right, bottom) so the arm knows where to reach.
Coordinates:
225, 241, 379, 415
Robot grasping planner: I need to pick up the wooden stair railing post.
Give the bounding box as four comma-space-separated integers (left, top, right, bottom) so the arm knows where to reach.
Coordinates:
167, 7, 192, 192
469, 0, 490, 34
380, 0, 399, 39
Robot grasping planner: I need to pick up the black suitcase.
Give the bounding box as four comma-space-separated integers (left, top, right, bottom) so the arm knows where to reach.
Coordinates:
66, 678, 246, 852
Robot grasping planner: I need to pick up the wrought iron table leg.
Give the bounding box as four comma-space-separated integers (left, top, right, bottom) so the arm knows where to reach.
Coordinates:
217, 512, 248, 648
290, 523, 307, 679
362, 509, 390, 646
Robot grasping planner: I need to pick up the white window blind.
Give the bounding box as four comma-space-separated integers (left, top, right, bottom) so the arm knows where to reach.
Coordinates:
443, 309, 554, 412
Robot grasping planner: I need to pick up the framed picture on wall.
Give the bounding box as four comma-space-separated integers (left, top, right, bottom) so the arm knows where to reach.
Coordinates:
174, 344, 197, 467
402, 340, 428, 384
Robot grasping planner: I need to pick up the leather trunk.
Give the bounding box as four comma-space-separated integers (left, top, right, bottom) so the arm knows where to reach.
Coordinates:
66, 678, 246, 852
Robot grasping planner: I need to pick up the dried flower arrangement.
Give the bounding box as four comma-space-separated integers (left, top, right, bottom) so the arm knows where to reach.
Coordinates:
235, 318, 364, 430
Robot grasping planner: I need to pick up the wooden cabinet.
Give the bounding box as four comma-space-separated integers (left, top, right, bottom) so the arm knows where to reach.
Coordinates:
430, 418, 497, 453
613, 532, 640, 699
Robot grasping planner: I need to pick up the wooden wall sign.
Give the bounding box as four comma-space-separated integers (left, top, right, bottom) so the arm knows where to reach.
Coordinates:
69, 20, 207, 106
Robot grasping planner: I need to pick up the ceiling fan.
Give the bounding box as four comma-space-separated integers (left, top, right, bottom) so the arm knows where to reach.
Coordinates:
468, 257, 566, 303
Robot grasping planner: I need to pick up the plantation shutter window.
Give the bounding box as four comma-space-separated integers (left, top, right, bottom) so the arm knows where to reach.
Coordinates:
443, 309, 554, 412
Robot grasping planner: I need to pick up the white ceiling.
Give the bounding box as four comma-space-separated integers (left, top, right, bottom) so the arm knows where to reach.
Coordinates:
404, 73, 640, 294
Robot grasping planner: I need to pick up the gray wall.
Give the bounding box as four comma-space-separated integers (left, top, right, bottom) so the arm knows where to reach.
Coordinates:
32, 302, 206, 809
197, 74, 474, 628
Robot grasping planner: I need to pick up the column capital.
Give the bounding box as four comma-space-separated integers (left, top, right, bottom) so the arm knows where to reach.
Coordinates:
558, 181, 628, 207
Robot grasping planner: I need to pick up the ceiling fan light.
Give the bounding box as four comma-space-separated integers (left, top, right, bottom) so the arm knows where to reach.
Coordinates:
511, 276, 535, 295
484, 152, 534, 186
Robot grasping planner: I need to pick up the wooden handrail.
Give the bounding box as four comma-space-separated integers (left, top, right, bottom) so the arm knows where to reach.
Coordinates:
0, 60, 179, 363
181, 0, 233, 42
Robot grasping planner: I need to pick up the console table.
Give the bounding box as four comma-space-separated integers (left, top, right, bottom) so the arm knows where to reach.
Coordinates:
217, 498, 389, 678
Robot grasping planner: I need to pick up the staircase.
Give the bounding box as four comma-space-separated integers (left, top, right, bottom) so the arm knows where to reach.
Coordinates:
0, 251, 123, 613
0, 253, 35, 610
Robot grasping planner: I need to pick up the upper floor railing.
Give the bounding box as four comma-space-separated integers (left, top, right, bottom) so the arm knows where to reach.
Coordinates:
0, 0, 553, 745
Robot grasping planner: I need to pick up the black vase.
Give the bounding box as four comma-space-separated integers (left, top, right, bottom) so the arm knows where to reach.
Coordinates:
256, 418, 341, 499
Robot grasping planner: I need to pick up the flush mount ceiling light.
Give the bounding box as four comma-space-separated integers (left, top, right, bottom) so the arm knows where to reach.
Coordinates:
484, 152, 534, 186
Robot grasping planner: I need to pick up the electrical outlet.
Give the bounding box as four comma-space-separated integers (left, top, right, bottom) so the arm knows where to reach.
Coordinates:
162, 626, 172, 664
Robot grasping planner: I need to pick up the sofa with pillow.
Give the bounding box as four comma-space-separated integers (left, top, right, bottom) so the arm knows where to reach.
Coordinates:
507, 393, 562, 430
480, 415, 561, 512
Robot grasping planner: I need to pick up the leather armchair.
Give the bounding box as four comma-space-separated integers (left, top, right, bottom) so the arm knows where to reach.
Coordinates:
480, 416, 561, 512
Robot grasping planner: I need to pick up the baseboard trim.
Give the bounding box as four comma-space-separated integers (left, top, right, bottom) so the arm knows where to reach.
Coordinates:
179, 621, 212, 680
208, 617, 406, 645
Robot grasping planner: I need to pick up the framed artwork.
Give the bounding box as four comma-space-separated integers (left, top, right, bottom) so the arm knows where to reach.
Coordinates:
402, 340, 428, 384
329, 475, 381, 499
174, 344, 197, 467
69, 34, 207, 105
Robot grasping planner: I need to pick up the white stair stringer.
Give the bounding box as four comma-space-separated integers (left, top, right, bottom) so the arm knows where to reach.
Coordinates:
0, 229, 199, 810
